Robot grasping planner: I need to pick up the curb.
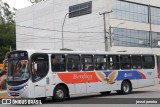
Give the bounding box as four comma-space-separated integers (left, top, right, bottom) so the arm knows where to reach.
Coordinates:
0, 90, 7, 94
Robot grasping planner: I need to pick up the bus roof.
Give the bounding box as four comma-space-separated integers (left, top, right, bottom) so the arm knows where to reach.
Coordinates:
9, 50, 155, 56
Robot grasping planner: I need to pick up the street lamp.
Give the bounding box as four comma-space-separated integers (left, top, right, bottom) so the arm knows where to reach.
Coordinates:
99, 10, 112, 51
62, 13, 69, 49
61, 7, 89, 49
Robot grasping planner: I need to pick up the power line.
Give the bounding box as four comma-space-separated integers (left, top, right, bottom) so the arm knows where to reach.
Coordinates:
16, 33, 104, 42
16, 25, 107, 34
16, 35, 104, 43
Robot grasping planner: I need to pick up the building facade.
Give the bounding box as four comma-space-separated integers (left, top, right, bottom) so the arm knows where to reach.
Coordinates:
16, 0, 160, 54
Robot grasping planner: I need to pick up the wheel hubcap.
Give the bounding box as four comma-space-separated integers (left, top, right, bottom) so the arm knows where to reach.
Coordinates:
56, 89, 64, 99
123, 84, 129, 93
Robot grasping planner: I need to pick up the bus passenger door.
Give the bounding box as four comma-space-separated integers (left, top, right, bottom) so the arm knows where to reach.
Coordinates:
34, 85, 46, 98
31, 54, 49, 98
139, 55, 155, 87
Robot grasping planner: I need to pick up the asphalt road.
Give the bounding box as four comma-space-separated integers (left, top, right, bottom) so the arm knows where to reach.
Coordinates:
1, 84, 160, 107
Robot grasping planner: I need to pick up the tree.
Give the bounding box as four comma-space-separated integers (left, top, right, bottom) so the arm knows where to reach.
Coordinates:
28, 0, 46, 4
0, 22, 16, 63
0, 0, 16, 23
0, 0, 16, 63
2, 78, 6, 90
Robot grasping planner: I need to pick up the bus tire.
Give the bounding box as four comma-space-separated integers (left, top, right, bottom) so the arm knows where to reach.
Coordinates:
53, 85, 67, 102
100, 91, 111, 95
117, 81, 132, 95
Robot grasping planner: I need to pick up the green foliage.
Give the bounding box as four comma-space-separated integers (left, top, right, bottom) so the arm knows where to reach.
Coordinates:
2, 78, 6, 90
0, 47, 10, 63
0, 22, 16, 47
0, 22, 16, 63
0, 0, 15, 23
0, 0, 16, 63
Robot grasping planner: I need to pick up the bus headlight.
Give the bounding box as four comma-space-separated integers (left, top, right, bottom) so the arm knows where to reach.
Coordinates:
24, 84, 29, 89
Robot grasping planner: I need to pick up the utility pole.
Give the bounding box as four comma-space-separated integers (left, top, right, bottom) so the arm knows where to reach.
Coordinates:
109, 25, 112, 47
99, 10, 112, 51
149, 5, 152, 48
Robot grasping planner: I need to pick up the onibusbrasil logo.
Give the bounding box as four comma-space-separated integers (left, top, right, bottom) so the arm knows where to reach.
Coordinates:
2, 99, 42, 105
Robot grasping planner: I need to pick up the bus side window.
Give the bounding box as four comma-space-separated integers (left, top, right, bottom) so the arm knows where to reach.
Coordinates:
67, 55, 80, 71
142, 55, 155, 69
94, 55, 107, 70
108, 55, 120, 70
81, 55, 94, 71
120, 55, 131, 70
51, 54, 66, 72
131, 55, 142, 69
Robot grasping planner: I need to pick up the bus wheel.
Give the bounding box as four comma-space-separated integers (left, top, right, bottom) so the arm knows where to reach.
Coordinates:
117, 81, 132, 95
100, 91, 111, 95
53, 86, 67, 101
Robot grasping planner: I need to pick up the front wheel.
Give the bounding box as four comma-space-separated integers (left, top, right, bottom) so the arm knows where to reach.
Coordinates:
117, 81, 132, 95
53, 86, 67, 102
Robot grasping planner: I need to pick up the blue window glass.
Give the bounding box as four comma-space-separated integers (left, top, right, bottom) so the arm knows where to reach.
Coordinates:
112, 0, 148, 23
112, 28, 159, 48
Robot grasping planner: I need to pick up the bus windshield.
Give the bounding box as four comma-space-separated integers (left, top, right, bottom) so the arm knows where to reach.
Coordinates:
7, 51, 29, 82
8, 58, 29, 81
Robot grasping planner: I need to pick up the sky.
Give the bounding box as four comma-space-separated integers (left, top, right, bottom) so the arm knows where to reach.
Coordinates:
5, 0, 32, 10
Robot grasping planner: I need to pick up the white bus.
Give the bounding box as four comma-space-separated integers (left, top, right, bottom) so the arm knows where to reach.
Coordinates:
7, 50, 158, 101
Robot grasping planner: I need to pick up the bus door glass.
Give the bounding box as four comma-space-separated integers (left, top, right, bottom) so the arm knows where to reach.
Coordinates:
142, 55, 155, 79
156, 56, 160, 79
141, 55, 155, 86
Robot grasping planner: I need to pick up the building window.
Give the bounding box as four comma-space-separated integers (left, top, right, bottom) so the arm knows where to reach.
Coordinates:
69, 1, 92, 18
112, 0, 148, 23
81, 55, 94, 71
151, 32, 160, 47
113, 28, 150, 47
67, 55, 80, 71
51, 54, 66, 72
151, 7, 160, 25
113, 28, 160, 48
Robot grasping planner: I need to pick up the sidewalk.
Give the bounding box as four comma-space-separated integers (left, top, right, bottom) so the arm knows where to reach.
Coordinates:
0, 90, 8, 99
0, 90, 6, 94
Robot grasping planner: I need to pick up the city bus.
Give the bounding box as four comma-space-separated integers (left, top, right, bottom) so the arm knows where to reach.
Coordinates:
6, 50, 158, 101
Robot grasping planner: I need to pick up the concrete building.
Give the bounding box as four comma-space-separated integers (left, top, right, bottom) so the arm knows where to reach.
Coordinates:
16, 0, 160, 54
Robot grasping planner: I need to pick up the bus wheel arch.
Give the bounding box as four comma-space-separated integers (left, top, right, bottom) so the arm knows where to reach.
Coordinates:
117, 79, 132, 95
53, 83, 70, 101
